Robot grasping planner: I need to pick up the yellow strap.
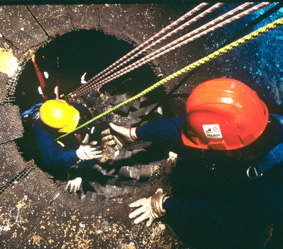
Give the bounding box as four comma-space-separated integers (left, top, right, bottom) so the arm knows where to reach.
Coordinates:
56, 18, 282, 142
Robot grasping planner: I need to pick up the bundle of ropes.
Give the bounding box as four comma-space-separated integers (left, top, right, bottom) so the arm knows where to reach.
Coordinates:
68, 2, 274, 99
57, 16, 283, 142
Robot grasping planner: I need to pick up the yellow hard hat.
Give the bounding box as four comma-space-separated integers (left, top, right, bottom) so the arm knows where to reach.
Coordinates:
39, 99, 80, 133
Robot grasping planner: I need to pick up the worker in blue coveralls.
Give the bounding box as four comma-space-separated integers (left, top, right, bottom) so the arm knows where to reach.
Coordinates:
21, 99, 103, 193
101, 78, 282, 240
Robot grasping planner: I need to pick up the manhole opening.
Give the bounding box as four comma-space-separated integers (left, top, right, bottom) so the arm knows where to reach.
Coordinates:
15, 29, 170, 200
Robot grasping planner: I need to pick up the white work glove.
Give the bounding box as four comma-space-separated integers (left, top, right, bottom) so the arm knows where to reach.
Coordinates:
101, 123, 137, 150
65, 177, 82, 193
76, 141, 103, 161
129, 188, 167, 227
76, 133, 103, 161
81, 133, 90, 144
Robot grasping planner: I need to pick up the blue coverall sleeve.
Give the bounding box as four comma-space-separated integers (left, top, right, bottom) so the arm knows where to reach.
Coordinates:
136, 115, 185, 142
164, 179, 283, 230
33, 120, 79, 168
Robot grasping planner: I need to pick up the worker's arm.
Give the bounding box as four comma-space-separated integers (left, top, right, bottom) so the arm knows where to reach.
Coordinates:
129, 176, 283, 230
101, 115, 186, 150
135, 115, 185, 142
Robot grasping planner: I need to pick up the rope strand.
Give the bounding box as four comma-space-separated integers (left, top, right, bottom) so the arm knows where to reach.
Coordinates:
72, 3, 210, 96
83, 3, 222, 88
72, 2, 270, 98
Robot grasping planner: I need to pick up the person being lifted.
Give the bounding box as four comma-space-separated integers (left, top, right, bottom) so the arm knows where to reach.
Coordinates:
101, 78, 282, 238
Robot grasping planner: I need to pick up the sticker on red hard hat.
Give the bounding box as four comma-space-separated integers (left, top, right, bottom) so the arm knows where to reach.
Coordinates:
203, 124, 222, 139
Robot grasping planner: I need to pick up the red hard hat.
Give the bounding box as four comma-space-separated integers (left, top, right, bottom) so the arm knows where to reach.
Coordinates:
181, 78, 269, 150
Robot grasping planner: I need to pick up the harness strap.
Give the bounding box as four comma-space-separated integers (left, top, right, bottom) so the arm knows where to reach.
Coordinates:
247, 143, 283, 179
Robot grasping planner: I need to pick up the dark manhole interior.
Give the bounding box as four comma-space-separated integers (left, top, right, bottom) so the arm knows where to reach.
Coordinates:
15, 29, 170, 202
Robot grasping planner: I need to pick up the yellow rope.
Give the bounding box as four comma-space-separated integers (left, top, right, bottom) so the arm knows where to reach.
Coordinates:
56, 18, 282, 142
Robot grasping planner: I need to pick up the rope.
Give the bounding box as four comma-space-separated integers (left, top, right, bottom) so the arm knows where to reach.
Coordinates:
57, 18, 282, 142
82, 3, 210, 86
222, 2, 282, 47
71, 2, 270, 98
86, 2, 270, 91
73, 3, 221, 94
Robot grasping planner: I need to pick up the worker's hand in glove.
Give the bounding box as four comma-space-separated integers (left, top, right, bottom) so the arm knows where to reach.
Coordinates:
65, 177, 82, 193
76, 141, 103, 161
129, 188, 167, 227
101, 123, 137, 150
